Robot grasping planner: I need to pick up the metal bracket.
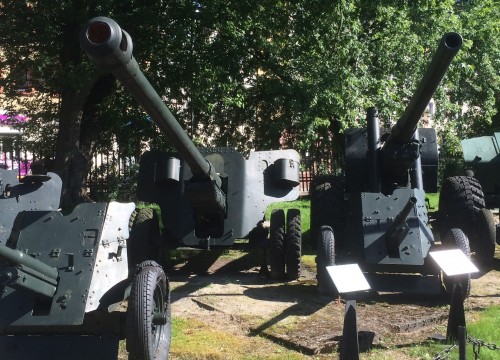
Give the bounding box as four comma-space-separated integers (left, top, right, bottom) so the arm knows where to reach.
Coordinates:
49, 249, 61, 258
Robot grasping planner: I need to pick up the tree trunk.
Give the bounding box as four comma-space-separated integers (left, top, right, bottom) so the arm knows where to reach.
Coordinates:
53, 79, 97, 210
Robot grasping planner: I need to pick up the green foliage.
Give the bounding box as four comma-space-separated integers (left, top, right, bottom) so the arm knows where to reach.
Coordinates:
89, 162, 139, 202
1, 0, 498, 196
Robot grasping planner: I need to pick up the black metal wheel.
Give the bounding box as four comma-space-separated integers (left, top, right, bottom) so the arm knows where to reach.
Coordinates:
270, 209, 286, 279
442, 228, 471, 301
128, 208, 160, 268
285, 208, 302, 280
127, 261, 171, 360
310, 175, 346, 250
316, 226, 337, 295
473, 208, 496, 266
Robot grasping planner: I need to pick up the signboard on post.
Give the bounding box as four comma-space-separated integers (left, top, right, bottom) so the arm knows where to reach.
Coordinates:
326, 264, 371, 294
429, 249, 479, 276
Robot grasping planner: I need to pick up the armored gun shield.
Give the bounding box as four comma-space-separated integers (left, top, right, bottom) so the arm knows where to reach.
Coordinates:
0, 201, 171, 359
138, 148, 300, 247
0, 169, 62, 245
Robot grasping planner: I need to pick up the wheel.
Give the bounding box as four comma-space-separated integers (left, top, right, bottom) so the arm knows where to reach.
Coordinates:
269, 209, 286, 279
472, 208, 496, 266
442, 228, 471, 300
316, 226, 337, 295
128, 208, 161, 267
285, 209, 301, 280
127, 261, 171, 360
310, 175, 346, 250
439, 176, 485, 238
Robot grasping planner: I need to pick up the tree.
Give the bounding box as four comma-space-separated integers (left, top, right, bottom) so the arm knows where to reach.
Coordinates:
0, 1, 175, 208
1, 0, 498, 207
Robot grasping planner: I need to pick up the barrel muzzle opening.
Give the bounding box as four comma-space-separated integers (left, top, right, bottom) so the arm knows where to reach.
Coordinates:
443, 32, 462, 50
87, 21, 111, 45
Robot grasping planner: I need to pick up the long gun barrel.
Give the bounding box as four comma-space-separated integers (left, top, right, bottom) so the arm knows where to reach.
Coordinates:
79, 17, 221, 187
384, 32, 462, 146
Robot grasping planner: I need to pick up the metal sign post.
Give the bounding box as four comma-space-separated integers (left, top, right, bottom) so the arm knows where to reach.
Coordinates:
430, 249, 479, 344
327, 264, 371, 360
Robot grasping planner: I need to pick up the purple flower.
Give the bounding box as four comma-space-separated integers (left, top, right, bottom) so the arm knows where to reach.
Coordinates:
0, 113, 29, 125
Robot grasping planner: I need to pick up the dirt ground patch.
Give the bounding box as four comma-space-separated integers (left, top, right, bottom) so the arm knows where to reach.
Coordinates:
168, 245, 500, 357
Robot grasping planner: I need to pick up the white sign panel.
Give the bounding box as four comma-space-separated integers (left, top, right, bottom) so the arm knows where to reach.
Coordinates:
430, 249, 479, 276
326, 264, 371, 293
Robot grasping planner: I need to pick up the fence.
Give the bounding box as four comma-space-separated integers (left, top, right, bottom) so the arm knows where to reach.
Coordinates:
0, 134, 33, 176
87, 151, 335, 201
1, 135, 338, 200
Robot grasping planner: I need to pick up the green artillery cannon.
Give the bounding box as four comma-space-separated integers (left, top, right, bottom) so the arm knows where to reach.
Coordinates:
0, 200, 170, 360
0, 41, 171, 360
80, 17, 302, 280
311, 32, 471, 299
438, 133, 499, 266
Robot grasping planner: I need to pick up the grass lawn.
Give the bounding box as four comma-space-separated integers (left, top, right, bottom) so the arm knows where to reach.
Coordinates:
404, 306, 500, 360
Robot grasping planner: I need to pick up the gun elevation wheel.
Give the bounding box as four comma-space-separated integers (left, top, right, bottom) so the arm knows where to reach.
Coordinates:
285, 209, 302, 280
442, 228, 471, 301
316, 226, 337, 295
127, 261, 171, 360
270, 209, 286, 279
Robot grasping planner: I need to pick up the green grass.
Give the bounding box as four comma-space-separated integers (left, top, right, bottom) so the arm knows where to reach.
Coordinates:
407, 306, 500, 360
170, 317, 308, 360
425, 192, 440, 211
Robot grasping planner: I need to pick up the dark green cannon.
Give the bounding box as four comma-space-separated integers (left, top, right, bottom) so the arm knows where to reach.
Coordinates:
0, 201, 171, 360
311, 33, 470, 299
0, 31, 172, 360
80, 17, 302, 280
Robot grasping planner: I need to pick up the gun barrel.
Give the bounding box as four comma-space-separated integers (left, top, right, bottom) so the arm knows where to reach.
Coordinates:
386, 32, 462, 145
395, 196, 417, 224
0, 244, 58, 281
80, 17, 220, 185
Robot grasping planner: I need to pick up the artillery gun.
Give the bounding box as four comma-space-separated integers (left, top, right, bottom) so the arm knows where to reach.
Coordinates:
1, 171, 171, 359
0, 170, 170, 360
311, 32, 470, 298
0, 202, 171, 360
1, 66, 170, 360
80, 17, 302, 280
438, 133, 499, 266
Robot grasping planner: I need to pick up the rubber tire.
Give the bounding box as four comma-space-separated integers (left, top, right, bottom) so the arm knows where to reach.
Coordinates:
285, 209, 302, 280
316, 226, 337, 295
310, 175, 346, 250
442, 228, 471, 300
270, 209, 286, 279
439, 176, 484, 236
128, 208, 160, 268
473, 208, 496, 266
127, 261, 171, 360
